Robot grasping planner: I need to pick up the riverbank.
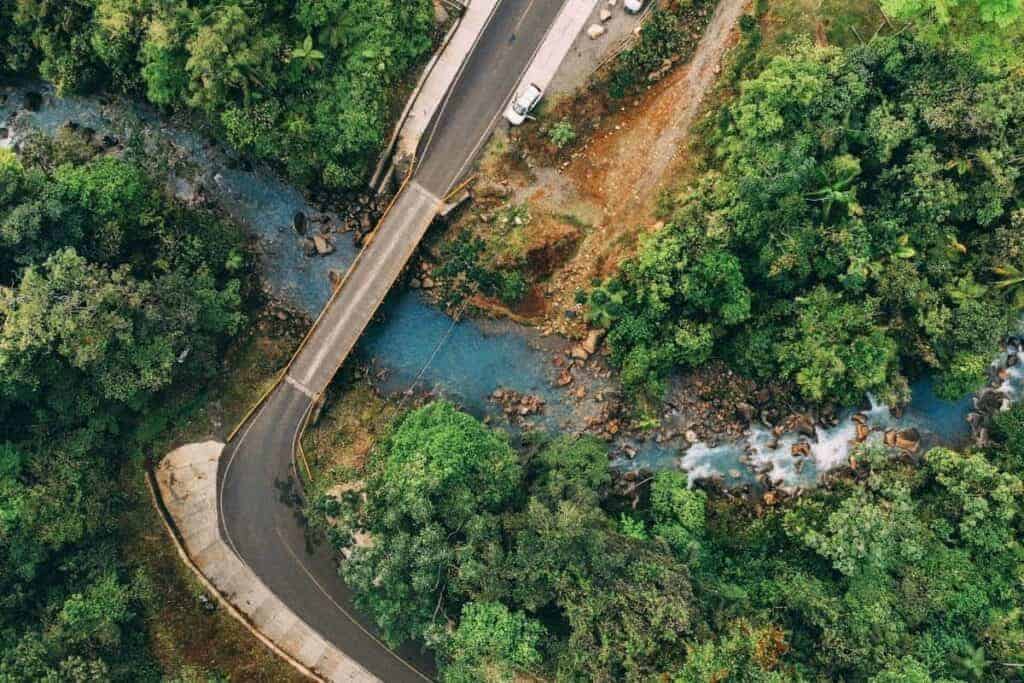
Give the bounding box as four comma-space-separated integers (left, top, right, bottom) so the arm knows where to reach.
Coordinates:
4, 68, 1019, 501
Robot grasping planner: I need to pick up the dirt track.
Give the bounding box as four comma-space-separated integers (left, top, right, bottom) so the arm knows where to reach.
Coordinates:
520, 0, 752, 333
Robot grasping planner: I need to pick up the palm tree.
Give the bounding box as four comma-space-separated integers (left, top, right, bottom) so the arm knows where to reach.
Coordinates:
291, 36, 324, 72
804, 154, 862, 222
993, 264, 1024, 309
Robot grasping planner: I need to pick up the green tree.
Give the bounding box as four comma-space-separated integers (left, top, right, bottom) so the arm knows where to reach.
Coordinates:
674, 620, 790, 682
776, 288, 900, 405
881, 0, 1024, 69
184, 5, 280, 112
341, 402, 521, 645
438, 602, 545, 683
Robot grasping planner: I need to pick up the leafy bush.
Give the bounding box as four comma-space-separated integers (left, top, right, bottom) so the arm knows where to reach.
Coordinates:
548, 119, 577, 149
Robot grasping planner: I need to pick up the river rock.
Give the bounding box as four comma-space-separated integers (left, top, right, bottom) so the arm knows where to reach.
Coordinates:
735, 402, 756, 423
171, 176, 201, 206
293, 211, 307, 235
793, 414, 817, 439
587, 23, 607, 39
581, 328, 605, 355
684, 429, 698, 444
883, 429, 897, 447
855, 422, 871, 443
313, 234, 334, 256
791, 442, 811, 458
1008, 353, 1019, 367
895, 428, 920, 453
570, 344, 590, 361
474, 180, 510, 200
556, 368, 573, 387
410, 278, 422, 289
301, 238, 317, 257
976, 389, 1006, 414
328, 269, 343, 288
24, 91, 42, 111
433, 0, 449, 24
421, 277, 436, 289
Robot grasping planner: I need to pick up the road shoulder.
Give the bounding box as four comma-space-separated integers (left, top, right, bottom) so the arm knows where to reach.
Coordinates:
151, 441, 379, 683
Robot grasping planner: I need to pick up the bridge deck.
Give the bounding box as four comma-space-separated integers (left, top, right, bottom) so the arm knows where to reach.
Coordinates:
287, 181, 441, 398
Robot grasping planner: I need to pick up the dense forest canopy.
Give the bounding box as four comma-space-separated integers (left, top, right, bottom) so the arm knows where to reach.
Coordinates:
310, 399, 1024, 681
2, 0, 1023, 680
0, 130, 246, 679
880, 0, 1024, 69
0, 0, 436, 190
589, 36, 1024, 405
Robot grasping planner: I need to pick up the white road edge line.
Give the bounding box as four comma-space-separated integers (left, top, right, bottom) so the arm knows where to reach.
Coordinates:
417, 0, 507, 168
220, 391, 431, 681
274, 527, 432, 682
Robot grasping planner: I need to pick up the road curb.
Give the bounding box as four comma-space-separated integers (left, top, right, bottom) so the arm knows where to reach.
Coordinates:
369, 11, 464, 191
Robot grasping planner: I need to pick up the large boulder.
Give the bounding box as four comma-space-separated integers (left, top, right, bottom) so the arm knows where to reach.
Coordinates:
587, 23, 607, 39
313, 234, 334, 256
793, 414, 817, 439
433, 0, 449, 24
581, 328, 605, 355
895, 428, 920, 453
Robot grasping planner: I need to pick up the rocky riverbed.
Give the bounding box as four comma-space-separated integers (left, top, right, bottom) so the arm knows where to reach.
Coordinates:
5, 82, 1021, 499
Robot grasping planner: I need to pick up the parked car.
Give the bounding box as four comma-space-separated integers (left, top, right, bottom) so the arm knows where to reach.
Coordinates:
504, 83, 543, 126
624, 0, 646, 13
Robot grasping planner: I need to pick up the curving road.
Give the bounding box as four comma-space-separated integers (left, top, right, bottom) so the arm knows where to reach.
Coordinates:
217, 0, 569, 680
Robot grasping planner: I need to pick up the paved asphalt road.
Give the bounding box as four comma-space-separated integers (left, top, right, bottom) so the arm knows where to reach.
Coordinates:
219, 1, 569, 680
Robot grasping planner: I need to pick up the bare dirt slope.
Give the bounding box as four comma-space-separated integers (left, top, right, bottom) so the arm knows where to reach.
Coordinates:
489, 0, 752, 335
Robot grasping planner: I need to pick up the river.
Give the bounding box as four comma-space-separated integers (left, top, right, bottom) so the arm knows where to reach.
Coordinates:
3, 85, 1021, 490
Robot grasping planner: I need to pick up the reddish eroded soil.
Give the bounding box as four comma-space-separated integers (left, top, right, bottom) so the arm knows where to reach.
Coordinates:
484, 0, 751, 337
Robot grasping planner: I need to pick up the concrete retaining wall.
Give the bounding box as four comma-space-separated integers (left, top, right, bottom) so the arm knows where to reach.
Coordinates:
395, 0, 502, 166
